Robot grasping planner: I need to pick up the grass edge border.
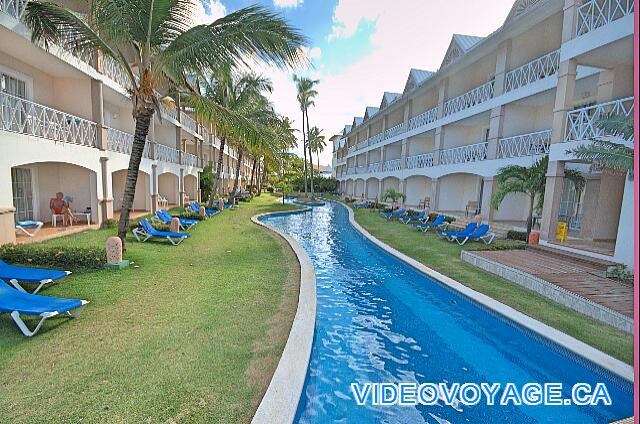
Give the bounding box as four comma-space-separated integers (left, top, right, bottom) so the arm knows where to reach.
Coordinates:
250, 207, 317, 424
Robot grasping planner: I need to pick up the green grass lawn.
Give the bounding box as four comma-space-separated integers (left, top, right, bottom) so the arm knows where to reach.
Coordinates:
0, 194, 301, 423
352, 207, 633, 365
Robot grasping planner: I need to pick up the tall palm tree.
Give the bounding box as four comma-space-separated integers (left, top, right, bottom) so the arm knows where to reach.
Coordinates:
25, 1, 306, 243
492, 156, 585, 236
308, 126, 326, 174
569, 113, 634, 176
293, 75, 318, 196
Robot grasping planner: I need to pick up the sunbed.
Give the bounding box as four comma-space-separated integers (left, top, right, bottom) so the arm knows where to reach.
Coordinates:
0, 281, 88, 337
414, 215, 448, 232
353, 200, 369, 208
132, 219, 190, 245
399, 210, 427, 225
0, 260, 70, 294
450, 224, 496, 245
15, 220, 43, 237
438, 222, 478, 241
155, 210, 198, 231
189, 202, 219, 216
380, 209, 407, 220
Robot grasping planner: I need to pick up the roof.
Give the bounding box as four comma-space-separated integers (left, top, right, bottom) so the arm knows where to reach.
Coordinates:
403, 68, 435, 94
380, 92, 401, 109
352, 116, 364, 128
342, 124, 352, 137
440, 34, 485, 69
364, 106, 379, 120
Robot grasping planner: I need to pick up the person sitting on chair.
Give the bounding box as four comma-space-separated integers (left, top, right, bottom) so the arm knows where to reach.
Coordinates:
50, 192, 77, 226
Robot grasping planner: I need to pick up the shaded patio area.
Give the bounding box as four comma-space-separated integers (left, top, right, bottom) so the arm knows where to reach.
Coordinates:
16, 222, 98, 244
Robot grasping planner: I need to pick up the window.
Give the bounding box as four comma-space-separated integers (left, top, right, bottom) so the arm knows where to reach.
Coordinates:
11, 168, 34, 222
1, 72, 28, 132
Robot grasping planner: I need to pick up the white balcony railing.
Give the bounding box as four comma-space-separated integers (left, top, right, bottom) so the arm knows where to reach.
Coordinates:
1, 91, 97, 147
504, 50, 560, 93
356, 139, 368, 150
405, 153, 435, 169
183, 152, 199, 167
369, 132, 385, 146
161, 104, 179, 122
385, 122, 406, 139
368, 162, 380, 173
355, 165, 366, 174
346, 167, 355, 175
156, 143, 180, 164
382, 158, 402, 172
1, 0, 28, 19
444, 80, 495, 116
576, 0, 634, 36
497, 129, 552, 158
182, 113, 199, 135
107, 127, 153, 158
102, 56, 133, 91
564, 97, 634, 142
348, 145, 357, 154
439, 142, 488, 165
408, 107, 438, 131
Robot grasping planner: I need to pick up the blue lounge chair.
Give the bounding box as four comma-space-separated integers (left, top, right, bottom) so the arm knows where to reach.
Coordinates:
414, 215, 448, 232
155, 210, 198, 231
132, 219, 190, 245
0, 281, 88, 337
450, 224, 496, 245
353, 200, 369, 208
380, 209, 407, 221
399, 210, 427, 225
15, 220, 43, 237
0, 260, 70, 294
189, 202, 219, 216
438, 222, 478, 241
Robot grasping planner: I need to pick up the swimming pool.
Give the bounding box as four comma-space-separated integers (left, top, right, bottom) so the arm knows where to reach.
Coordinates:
260, 202, 633, 423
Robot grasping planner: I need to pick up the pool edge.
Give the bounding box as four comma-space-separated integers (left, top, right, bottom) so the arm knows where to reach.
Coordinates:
341, 201, 634, 383
251, 208, 317, 424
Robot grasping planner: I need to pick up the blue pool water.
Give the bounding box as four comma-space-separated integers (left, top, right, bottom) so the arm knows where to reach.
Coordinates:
260, 202, 633, 423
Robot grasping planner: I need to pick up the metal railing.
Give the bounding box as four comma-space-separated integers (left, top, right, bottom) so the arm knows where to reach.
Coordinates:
408, 107, 438, 131
382, 158, 402, 172
1, 91, 97, 147
182, 113, 199, 135
369, 132, 385, 145
183, 152, 199, 167
385, 122, 406, 139
1, 0, 28, 19
355, 165, 366, 174
439, 142, 488, 165
161, 104, 179, 122
504, 50, 560, 92
497, 129, 552, 158
156, 143, 180, 164
405, 153, 434, 169
348, 145, 357, 154
368, 162, 380, 173
102, 56, 133, 91
356, 139, 368, 150
106, 127, 153, 158
564, 97, 634, 142
576, 0, 634, 36
444, 80, 495, 116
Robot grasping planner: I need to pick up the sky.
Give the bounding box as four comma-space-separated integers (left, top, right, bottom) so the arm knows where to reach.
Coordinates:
194, 0, 516, 166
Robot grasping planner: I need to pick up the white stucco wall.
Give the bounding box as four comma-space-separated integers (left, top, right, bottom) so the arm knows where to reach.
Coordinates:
613, 175, 633, 269
438, 173, 480, 212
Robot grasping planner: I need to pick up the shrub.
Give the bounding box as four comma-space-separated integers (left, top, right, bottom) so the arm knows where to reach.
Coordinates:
427, 213, 455, 224
0, 244, 106, 272
466, 240, 526, 251
101, 219, 117, 229
507, 230, 528, 242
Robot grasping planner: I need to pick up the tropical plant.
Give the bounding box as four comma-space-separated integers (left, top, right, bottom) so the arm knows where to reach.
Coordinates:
492, 156, 585, 236
293, 75, 319, 196
24, 1, 307, 244
569, 113, 634, 177
308, 126, 326, 174
382, 188, 406, 210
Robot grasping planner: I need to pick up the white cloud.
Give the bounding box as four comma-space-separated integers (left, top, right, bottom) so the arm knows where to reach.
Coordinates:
190, 0, 227, 26
302, 46, 322, 61
273, 0, 303, 8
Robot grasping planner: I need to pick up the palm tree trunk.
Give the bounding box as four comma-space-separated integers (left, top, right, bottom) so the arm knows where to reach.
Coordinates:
257, 159, 263, 196
526, 193, 535, 236
301, 110, 308, 196
249, 157, 257, 194
117, 109, 153, 245
210, 136, 226, 206
306, 110, 314, 196
233, 147, 243, 193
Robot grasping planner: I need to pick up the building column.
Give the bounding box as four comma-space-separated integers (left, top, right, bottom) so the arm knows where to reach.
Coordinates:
433, 127, 445, 166
400, 138, 408, 169
560, 0, 579, 44
596, 68, 615, 103
99, 157, 113, 223
0, 207, 17, 245
539, 161, 565, 240
480, 177, 496, 221
551, 59, 578, 145
151, 164, 158, 212
430, 178, 440, 211
378, 180, 383, 201
91, 79, 108, 151
436, 78, 449, 120
487, 107, 505, 159
179, 168, 185, 207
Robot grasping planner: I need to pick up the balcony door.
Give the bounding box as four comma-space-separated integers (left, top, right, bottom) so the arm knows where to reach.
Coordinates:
11, 167, 34, 222
1, 72, 28, 133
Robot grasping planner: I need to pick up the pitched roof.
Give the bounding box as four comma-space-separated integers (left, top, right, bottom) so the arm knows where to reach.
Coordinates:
364, 106, 379, 120
352, 116, 364, 128
403, 68, 435, 93
440, 34, 485, 69
342, 124, 352, 137
380, 92, 401, 109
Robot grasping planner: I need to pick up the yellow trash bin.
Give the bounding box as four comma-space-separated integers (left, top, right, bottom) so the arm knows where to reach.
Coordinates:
556, 221, 568, 242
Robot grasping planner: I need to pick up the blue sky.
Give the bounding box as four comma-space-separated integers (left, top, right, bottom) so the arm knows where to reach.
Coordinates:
196, 0, 515, 165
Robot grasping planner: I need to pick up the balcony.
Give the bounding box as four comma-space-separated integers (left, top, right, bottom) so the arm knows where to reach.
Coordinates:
156, 143, 181, 164
444, 80, 495, 116
182, 113, 199, 135
346, 167, 355, 175
369, 132, 385, 146
106, 127, 152, 159
382, 158, 402, 172
408, 107, 438, 131
183, 152, 199, 167
405, 153, 434, 169
0, 0, 27, 19
564, 97, 634, 142
368, 162, 380, 173
439, 142, 488, 165
497, 129, 552, 159
1, 91, 97, 147
576, 0, 634, 36
355, 165, 366, 174
385, 122, 406, 140
504, 50, 560, 93
355, 139, 368, 151
348, 145, 357, 154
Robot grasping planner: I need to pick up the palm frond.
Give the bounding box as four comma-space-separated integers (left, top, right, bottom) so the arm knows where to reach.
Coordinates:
570, 140, 633, 175
597, 113, 634, 141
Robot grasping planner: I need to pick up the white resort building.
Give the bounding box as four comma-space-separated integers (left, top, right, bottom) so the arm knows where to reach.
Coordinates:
331, 0, 634, 268
0, 1, 253, 245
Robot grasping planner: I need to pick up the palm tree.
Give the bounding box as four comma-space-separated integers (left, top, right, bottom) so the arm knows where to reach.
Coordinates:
293, 75, 319, 196
308, 126, 326, 176
569, 113, 634, 176
24, 1, 306, 244
492, 156, 585, 236
382, 188, 406, 210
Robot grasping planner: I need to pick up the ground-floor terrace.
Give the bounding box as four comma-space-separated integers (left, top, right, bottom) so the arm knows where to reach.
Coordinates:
0, 131, 247, 245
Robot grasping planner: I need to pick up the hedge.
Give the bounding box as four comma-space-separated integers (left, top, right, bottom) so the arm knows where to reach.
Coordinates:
507, 230, 528, 242
0, 244, 106, 272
